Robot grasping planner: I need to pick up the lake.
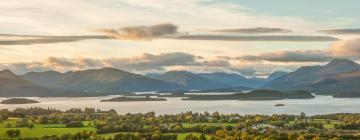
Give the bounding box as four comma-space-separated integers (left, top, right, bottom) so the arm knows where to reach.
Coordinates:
1, 94, 360, 115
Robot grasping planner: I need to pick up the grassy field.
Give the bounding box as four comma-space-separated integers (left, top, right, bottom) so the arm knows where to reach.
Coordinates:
0, 119, 96, 138
99, 132, 210, 140
0, 127, 96, 138
0, 119, 220, 139
288, 119, 341, 129
0, 118, 342, 139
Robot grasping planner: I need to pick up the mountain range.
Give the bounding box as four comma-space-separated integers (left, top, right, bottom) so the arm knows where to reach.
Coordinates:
1, 58, 360, 97
22, 67, 183, 94
264, 59, 360, 94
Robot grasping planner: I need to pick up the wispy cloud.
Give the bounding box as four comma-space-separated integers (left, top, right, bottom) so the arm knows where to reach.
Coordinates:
0, 34, 109, 45
0, 22, 342, 45
319, 29, 360, 35
170, 35, 339, 42
210, 27, 292, 34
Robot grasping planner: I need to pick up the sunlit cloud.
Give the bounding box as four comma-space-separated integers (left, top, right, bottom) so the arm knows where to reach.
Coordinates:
94, 23, 179, 40
330, 38, 360, 58
237, 50, 333, 62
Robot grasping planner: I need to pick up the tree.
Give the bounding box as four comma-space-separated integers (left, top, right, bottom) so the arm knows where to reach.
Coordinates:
312, 136, 325, 140
297, 135, 305, 140
199, 133, 206, 140
185, 134, 199, 140
6, 129, 20, 138
215, 130, 226, 138
299, 112, 306, 120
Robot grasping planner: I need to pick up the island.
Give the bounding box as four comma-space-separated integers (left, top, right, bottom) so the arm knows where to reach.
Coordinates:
183, 90, 315, 100
0, 98, 40, 104
333, 92, 360, 98
101, 96, 166, 102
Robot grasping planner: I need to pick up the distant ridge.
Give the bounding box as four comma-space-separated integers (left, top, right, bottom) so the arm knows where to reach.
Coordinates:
23, 67, 184, 93
154, 70, 230, 90
197, 72, 267, 88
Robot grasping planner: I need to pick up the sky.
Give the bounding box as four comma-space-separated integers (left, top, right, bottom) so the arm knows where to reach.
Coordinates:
0, 0, 360, 77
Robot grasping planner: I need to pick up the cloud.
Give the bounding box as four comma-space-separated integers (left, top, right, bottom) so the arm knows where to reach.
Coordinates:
0, 52, 240, 75
201, 59, 231, 67
0, 23, 340, 45
1, 52, 217, 74
235, 64, 299, 78
103, 52, 200, 71
46, 57, 103, 68
0, 23, 179, 45
0, 62, 50, 74
0, 34, 109, 45
95, 23, 179, 40
210, 27, 292, 34
319, 29, 360, 35
169, 35, 339, 42
237, 50, 333, 62
1, 49, 344, 78
231, 39, 360, 63
330, 38, 360, 58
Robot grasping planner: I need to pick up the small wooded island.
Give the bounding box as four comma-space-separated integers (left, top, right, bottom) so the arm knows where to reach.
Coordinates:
183, 90, 315, 100
101, 96, 167, 102
275, 104, 285, 107
0, 98, 40, 104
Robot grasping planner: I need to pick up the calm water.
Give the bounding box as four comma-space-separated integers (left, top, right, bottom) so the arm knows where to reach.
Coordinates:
1, 94, 360, 115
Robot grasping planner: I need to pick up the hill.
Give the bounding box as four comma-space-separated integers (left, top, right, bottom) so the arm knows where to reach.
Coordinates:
0, 70, 56, 97
308, 69, 360, 95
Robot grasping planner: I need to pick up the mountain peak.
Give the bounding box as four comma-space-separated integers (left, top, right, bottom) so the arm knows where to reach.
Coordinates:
0, 69, 16, 78
99, 67, 120, 71
326, 59, 359, 67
